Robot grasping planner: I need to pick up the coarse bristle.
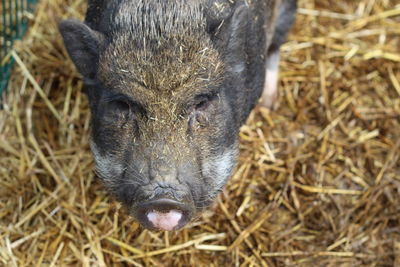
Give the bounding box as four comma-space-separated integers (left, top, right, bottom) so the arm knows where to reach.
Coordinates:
0, 0, 399, 266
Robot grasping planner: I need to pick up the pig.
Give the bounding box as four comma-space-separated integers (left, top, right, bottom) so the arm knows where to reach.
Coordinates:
59, 0, 297, 231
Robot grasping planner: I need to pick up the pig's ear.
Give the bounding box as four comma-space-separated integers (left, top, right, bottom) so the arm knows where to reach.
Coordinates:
225, 5, 249, 71
59, 19, 104, 78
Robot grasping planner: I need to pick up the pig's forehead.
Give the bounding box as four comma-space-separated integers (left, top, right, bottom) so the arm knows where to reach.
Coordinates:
98, 76, 210, 107
98, 35, 223, 105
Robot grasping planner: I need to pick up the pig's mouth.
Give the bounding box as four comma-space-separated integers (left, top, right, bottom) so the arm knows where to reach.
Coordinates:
122, 178, 223, 231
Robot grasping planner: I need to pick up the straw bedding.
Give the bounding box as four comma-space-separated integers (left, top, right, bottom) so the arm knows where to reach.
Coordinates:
0, 0, 399, 266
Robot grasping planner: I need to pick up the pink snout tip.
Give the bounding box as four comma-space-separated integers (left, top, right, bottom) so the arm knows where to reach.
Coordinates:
147, 210, 183, 231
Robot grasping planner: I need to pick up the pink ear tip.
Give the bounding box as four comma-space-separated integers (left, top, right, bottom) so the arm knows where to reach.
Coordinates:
147, 210, 183, 231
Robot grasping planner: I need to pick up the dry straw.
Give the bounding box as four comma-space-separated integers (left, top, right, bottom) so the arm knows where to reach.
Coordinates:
1, 0, 399, 266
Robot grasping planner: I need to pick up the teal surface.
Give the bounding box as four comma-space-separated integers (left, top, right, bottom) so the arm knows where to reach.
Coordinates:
1, 0, 37, 97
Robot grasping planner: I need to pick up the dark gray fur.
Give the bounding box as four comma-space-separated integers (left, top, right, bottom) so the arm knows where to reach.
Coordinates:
59, 0, 297, 229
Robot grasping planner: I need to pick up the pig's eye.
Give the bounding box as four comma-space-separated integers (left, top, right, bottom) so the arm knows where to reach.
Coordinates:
194, 94, 215, 111
195, 99, 210, 111
109, 100, 130, 114
103, 93, 133, 114
188, 93, 217, 128
103, 99, 132, 123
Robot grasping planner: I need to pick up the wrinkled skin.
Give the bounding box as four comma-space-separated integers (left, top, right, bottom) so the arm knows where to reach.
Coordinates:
59, 0, 296, 230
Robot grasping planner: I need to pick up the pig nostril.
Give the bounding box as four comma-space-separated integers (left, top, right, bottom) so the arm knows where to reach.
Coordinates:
134, 198, 193, 231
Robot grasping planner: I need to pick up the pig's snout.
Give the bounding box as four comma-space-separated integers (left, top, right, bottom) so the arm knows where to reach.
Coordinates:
134, 198, 194, 231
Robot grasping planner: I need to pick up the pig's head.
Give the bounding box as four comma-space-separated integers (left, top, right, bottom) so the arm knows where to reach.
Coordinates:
59, 1, 248, 231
